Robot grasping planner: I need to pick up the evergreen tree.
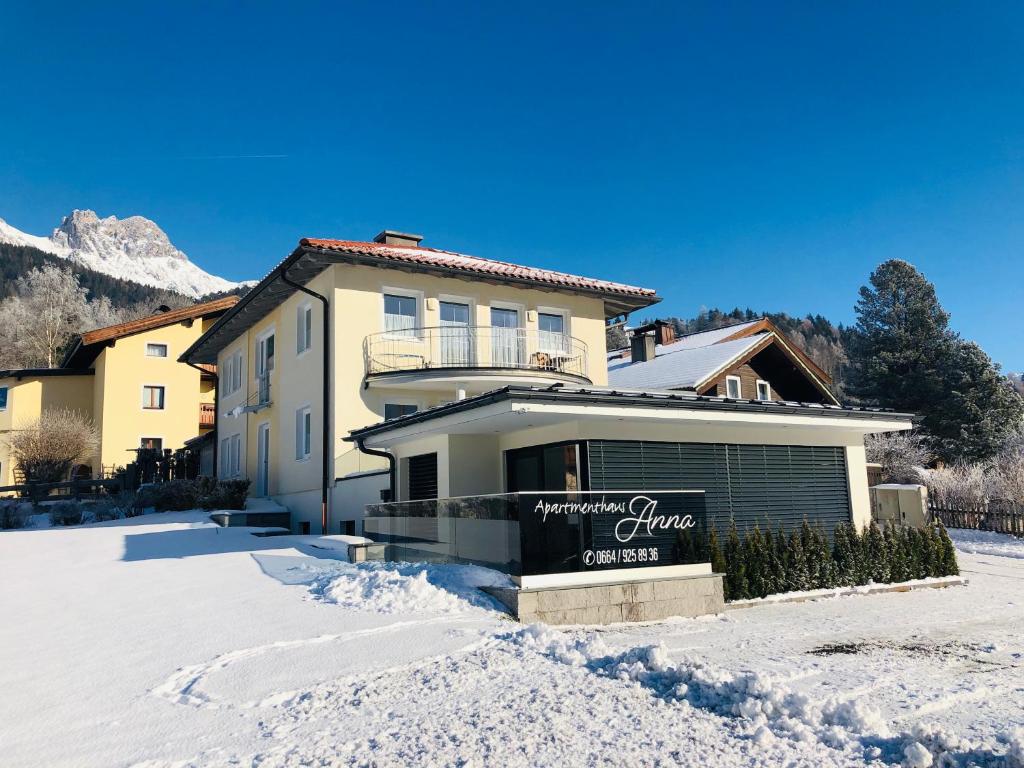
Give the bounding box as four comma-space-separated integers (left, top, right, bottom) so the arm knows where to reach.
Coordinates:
724, 520, 749, 600
762, 525, 782, 596
848, 260, 954, 414
832, 522, 857, 586
885, 523, 908, 583
774, 523, 790, 591
865, 522, 890, 584
909, 527, 929, 579
814, 523, 837, 589
708, 529, 727, 580
931, 342, 1024, 463
786, 531, 810, 592
745, 525, 767, 598
849, 524, 871, 586
847, 259, 1024, 462
936, 522, 960, 576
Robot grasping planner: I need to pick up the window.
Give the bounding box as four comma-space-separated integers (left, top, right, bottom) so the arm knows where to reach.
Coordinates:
142, 385, 166, 410
221, 434, 241, 477
146, 343, 168, 358
256, 333, 275, 378
296, 304, 313, 354
406, 453, 438, 501
140, 437, 163, 452
0, 386, 7, 410
384, 403, 418, 420
538, 312, 568, 352
384, 293, 417, 337
756, 380, 771, 401
725, 376, 742, 399
295, 406, 312, 460
222, 349, 243, 396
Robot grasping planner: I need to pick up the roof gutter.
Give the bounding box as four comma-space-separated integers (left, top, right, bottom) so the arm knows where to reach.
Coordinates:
280, 267, 332, 535
354, 438, 396, 502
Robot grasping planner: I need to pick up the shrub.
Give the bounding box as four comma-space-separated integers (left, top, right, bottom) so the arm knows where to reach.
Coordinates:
200, 479, 250, 511
5, 408, 100, 484
724, 519, 747, 601
865, 431, 930, 483
0, 501, 31, 529
718, 519, 959, 602
707, 529, 727, 578
136, 480, 202, 512
49, 501, 84, 527
86, 498, 124, 523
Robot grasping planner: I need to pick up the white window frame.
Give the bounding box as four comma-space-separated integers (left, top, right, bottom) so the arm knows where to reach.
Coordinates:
141, 384, 166, 410
295, 405, 312, 461
756, 379, 771, 401
231, 434, 241, 476
296, 302, 313, 356
382, 287, 424, 341
255, 326, 276, 379
536, 305, 571, 353
725, 375, 742, 399
222, 347, 244, 396
145, 342, 169, 358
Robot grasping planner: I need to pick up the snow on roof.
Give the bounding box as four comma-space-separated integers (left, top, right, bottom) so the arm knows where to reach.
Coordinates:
607, 332, 766, 390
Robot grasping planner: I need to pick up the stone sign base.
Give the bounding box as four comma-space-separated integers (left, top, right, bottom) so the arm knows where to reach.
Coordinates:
483, 572, 725, 626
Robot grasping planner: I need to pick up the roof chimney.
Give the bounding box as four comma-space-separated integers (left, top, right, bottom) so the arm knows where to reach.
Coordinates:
630, 332, 656, 363
373, 230, 424, 247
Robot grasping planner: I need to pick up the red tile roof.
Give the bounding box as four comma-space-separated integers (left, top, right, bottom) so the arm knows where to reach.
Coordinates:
78, 296, 240, 346
300, 239, 658, 300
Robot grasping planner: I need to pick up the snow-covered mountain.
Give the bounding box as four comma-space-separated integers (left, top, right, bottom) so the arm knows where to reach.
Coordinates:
0, 210, 242, 297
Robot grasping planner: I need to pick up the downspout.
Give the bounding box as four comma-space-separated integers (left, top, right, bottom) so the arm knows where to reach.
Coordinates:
280, 268, 332, 534
355, 437, 397, 502
184, 361, 217, 478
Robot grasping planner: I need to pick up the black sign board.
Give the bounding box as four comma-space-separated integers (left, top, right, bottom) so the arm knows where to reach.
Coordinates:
517, 491, 708, 576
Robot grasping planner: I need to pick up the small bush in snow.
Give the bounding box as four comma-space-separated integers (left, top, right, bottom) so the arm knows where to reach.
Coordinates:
136, 480, 202, 512
49, 501, 84, 527
0, 501, 31, 529
5, 408, 100, 484
200, 479, 250, 511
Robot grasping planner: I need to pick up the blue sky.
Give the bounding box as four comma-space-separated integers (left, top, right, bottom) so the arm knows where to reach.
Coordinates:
2, 2, 1021, 369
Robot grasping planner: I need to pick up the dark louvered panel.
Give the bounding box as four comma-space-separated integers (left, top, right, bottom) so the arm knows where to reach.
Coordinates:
588, 440, 851, 537
407, 453, 438, 501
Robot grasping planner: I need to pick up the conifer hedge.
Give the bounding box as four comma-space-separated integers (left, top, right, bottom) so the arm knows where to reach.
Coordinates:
708, 520, 959, 601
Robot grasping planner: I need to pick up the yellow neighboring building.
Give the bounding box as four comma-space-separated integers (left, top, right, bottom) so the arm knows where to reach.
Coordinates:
0, 297, 238, 485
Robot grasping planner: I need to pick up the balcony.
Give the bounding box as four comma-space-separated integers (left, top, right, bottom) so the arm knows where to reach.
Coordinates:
363, 326, 590, 387
199, 402, 216, 428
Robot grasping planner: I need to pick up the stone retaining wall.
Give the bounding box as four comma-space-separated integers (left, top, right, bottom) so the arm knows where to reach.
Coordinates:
484, 573, 725, 625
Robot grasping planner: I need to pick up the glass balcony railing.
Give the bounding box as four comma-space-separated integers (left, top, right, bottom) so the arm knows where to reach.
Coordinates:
364, 490, 709, 578
363, 326, 590, 381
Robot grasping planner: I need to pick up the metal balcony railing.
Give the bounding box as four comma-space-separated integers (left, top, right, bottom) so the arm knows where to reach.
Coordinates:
257, 372, 271, 407
364, 326, 590, 380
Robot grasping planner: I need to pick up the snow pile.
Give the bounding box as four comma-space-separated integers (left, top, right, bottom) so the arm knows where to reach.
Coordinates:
950, 529, 1024, 560
509, 624, 1020, 767
306, 561, 512, 615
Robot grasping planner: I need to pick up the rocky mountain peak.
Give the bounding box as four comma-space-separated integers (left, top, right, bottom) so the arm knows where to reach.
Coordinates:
51, 209, 189, 263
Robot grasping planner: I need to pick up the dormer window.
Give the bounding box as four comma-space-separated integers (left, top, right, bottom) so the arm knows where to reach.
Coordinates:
725, 376, 742, 399
756, 380, 771, 401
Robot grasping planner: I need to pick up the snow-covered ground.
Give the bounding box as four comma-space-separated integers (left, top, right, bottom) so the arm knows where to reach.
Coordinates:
1, 515, 1022, 767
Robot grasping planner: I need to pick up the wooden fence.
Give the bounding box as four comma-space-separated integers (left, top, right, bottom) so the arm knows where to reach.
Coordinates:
0, 477, 123, 503
929, 502, 1024, 537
